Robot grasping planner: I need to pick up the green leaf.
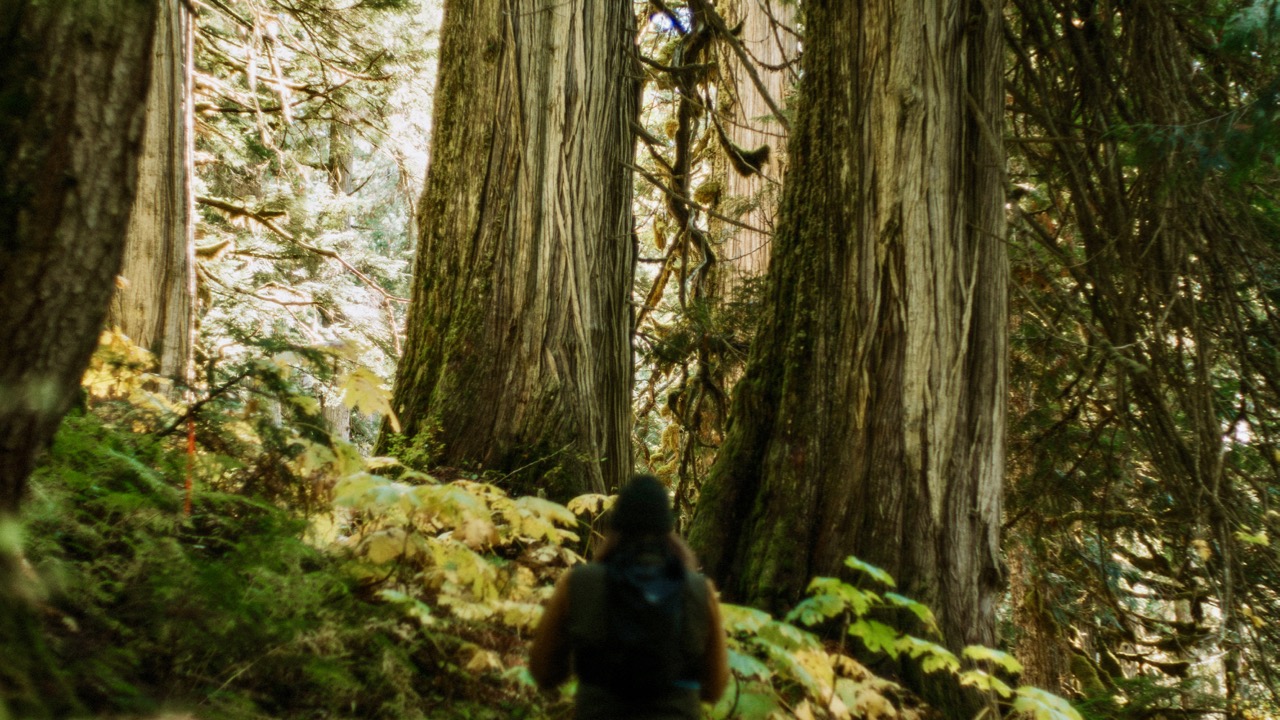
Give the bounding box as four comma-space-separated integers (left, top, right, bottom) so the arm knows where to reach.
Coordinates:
849, 619, 900, 656
751, 636, 822, 696
885, 592, 939, 632
962, 645, 1025, 674
895, 635, 960, 673
727, 649, 772, 681
758, 619, 821, 652
844, 556, 896, 588
842, 586, 879, 616
722, 604, 773, 635
333, 473, 386, 507
734, 690, 783, 720
959, 669, 1014, 698
785, 593, 844, 626
1013, 686, 1084, 720
1235, 529, 1271, 546
378, 589, 434, 625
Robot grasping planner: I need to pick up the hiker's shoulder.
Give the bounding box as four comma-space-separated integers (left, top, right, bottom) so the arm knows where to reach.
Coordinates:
685, 569, 712, 593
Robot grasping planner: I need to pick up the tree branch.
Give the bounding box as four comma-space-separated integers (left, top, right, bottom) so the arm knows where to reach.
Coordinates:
628, 164, 772, 237
686, 0, 791, 133
196, 196, 409, 304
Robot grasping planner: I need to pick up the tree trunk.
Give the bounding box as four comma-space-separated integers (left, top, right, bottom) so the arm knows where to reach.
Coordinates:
713, 0, 796, 288
323, 98, 356, 442
0, 0, 159, 514
688, 0, 1006, 661
380, 0, 638, 499
108, 0, 195, 382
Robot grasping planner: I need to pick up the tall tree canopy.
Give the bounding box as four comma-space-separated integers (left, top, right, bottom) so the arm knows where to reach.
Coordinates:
381, 0, 639, 498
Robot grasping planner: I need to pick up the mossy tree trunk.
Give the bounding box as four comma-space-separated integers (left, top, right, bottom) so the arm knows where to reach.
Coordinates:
0, 2, 157, 715
0, 0, 159, 514
108, 0, 195, 382
381, 0, 638, 499
688, 0, 1006, 662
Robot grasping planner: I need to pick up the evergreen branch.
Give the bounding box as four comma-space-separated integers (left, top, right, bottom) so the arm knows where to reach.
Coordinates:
195, 196, 409, 305
156, 370, 253, 437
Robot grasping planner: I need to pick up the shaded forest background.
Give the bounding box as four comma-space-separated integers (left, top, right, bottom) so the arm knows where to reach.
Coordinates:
3, 0, 1280, 719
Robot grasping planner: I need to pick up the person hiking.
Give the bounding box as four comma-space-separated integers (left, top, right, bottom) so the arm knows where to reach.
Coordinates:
529, 474, 730, 719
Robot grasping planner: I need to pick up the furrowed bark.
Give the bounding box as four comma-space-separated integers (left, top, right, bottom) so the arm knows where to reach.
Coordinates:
688, 0, 1006, 695
381, 0, 638, 499
108, 0, 195, 381
0, 0, 159, 513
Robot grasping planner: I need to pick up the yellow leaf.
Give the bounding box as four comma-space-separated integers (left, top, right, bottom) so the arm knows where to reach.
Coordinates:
500, 601, 544, 630
1192, 538, 1212, 561
828, 686, 851, 720
438, 595, 494, 621
271, 351, 304, 375
461, 518, 497, 550
1013, 686, 1083, 720
363, 530, 406, 564
294, 440, 335, 476
566, 493, 614, 516
465, 648, 502, 673
288, 394, 320, 415
959, 670, 1014, 698
854, 688, 897, 720
339, 366, 401, 431
364, 455, 403, 470
962, 645, 1025, 674
514, 496, 577, 527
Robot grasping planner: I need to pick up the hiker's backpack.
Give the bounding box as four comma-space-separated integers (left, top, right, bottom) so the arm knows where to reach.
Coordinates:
567, 553, 710, 699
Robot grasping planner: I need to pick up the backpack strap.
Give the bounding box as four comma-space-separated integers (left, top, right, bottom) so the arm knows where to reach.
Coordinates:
567, 563, 609, 651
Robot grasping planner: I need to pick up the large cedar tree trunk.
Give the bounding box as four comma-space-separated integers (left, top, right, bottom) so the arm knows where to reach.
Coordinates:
688, 0, 1006, 657
713, 0, 796, 288
108, 0, 195, 381
382, 0, 638, 499
0, 0, 159, 514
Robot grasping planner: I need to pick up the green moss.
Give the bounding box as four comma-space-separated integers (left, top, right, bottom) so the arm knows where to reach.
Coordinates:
382, 419, 446, 471
494, 438, 588, 502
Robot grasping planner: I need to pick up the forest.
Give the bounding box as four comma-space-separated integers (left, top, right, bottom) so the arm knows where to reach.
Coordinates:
1, 0, 1278, 718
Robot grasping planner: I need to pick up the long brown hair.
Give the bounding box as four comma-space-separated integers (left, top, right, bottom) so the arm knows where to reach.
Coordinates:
592, 530, 699, 572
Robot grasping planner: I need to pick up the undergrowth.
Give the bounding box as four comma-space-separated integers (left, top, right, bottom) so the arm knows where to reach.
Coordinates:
1, 333, 553, 719
1, 334, 1086, 720
15, 411, 444, 719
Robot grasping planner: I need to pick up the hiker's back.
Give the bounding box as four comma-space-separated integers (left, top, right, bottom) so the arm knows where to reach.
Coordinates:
566, 560, 711, 720
527, 475, 729, 719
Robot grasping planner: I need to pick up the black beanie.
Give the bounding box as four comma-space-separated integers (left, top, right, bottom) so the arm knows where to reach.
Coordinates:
610, 474, 675, 535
